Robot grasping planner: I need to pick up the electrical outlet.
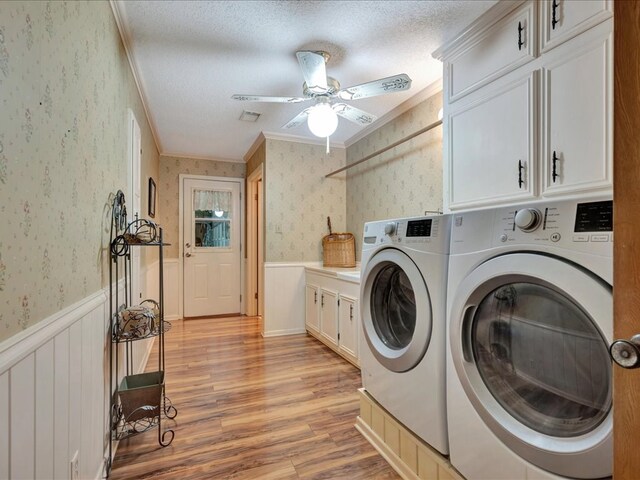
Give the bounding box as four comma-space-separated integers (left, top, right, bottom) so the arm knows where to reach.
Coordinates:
70, 451, 79, 480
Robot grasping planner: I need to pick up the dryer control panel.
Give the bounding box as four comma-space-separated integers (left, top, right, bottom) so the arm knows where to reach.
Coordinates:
451, 197, 612, 257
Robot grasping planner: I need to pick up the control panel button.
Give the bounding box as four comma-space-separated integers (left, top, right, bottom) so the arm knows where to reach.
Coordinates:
500, 234, 508, 243
573, 234, 589, 242
550, 233, 561, 242
591, 234, 609, 242
515, 208, 542, 232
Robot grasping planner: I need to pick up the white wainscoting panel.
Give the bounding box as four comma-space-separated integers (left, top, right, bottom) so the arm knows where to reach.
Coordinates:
0, 371, 8, 479
163, 259, 180, 321
0, 275, 156, 480
10, 352, 35, 479
263, 263, 307, 337
35, 340, 55, 479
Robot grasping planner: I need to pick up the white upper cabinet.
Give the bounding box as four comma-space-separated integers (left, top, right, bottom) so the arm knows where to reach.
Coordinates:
449, 71, 537, 209
540, 0, 612, 53
445, 1, 536, 103
435, 0, 612, 211
542, 21, 612, 196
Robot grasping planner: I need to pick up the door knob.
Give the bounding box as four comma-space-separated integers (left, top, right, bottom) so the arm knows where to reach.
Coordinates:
610, 334, 640, 369
185, 252, 192, 257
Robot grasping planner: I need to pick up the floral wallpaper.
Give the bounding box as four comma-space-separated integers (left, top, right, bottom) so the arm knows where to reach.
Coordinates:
346, 92, 443, 260
158, 155, 246, 258
0, 1, 159, 342
265, 139, 346, 262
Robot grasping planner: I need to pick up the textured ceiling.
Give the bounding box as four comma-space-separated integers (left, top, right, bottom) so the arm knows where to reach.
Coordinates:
113, 0, 497, 161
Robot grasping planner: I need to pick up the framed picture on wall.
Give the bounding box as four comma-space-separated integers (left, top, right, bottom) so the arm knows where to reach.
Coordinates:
148, 177, 156, 218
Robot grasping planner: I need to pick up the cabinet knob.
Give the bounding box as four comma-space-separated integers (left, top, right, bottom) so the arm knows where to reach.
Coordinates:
185, 252, 192, 257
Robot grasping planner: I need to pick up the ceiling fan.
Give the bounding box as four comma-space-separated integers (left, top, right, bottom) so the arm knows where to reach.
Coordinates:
232, 50, 412, 139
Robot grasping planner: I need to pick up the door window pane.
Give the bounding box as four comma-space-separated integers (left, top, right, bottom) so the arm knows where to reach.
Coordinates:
472, 282, 611, 437
193, 189, 232, 248
370, 263, 416, 349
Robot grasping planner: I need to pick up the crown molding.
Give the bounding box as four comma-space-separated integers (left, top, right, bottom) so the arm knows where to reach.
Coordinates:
160, 152, 246, 164
261, 131, 347, 150
343, 78, 443, 148
109, 1, 163, 154
432, 0, 524, 60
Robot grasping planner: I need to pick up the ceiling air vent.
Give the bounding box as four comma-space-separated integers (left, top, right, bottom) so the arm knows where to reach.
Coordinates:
239, 110, 261, 122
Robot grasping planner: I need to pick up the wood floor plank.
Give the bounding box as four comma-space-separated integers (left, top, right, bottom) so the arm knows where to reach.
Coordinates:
110, 316, 400, 479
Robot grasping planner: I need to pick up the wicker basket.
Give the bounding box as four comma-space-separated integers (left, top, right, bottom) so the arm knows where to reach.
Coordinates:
322, 233, 356, 268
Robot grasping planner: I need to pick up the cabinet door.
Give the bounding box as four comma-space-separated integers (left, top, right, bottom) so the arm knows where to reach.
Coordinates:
448, 70, 537, 210
305, 284, 320, 333
541, 0, 611, 53
448, 1, 536, 102
338, 296, 358, 364
542, 21, 612, 196
320, 289, 338, 347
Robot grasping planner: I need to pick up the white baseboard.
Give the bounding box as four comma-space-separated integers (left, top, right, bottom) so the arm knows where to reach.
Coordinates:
261, 327, 307, 338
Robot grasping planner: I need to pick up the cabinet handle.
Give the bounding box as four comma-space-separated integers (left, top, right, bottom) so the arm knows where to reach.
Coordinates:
552, 151, 559, 183
518, 160, 525, 189
321, 294, 324, 308
517, 21, 524, 50
314, 291, 317, 304
552, 0, 559, 30
350, 304, 353, 321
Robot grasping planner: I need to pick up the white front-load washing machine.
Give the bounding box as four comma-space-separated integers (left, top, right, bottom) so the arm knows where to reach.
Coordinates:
360, 214, 451, 455
447, 198, 613, 479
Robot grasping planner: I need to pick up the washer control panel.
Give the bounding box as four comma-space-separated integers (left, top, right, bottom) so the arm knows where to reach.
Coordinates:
495, 199, 612, 248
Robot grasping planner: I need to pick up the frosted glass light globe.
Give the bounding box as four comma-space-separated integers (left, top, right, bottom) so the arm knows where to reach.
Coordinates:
307, 104, 338, 138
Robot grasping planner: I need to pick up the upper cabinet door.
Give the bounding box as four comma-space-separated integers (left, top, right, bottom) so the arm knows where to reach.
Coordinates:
542, 21, 612, 197
448, 70, 537, 210
447, 1, 536, 103
541, 0, 612, 53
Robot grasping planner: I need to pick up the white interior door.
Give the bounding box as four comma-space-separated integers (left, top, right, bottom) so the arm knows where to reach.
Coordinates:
183, 178, 241, 317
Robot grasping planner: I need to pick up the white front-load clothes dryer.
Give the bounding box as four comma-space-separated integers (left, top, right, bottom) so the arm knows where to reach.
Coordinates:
360, 214, 451, 455
446, 198, 613, 480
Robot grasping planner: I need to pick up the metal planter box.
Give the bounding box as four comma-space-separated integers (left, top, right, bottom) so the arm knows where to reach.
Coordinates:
118, 371, 164, 422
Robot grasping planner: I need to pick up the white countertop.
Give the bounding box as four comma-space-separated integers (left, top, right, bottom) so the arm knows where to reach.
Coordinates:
305, 264, 361, 284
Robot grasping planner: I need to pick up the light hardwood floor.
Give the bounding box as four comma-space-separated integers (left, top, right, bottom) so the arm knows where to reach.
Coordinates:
110, 316, 400, 479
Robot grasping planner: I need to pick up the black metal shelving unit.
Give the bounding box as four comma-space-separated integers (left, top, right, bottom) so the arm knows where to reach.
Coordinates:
106, 191, 177, 477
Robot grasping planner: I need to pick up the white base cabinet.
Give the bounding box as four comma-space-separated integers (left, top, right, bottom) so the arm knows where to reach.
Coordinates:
305, 269, 360, 367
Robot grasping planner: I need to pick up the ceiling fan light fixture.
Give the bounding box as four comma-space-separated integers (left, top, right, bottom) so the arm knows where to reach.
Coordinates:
307, 103, 338, 138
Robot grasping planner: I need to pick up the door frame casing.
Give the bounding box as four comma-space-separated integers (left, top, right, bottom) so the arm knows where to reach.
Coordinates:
246, 165, 264, 317
178, 174, 245, 319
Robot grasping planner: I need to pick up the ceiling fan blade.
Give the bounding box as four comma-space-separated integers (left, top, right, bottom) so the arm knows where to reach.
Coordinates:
333, 103, 377, 126
282, 109, 311, 129
337, 74, 412, 100
296, 51, 328, 93
232, 94, 309, 103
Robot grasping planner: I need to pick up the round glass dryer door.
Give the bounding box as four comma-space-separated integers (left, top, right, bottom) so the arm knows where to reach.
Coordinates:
449, 253, 612, 479
361, 248, 432, 373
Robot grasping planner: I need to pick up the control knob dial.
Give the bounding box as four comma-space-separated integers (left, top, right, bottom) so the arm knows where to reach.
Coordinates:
514, 208, 542, 232
384, 222, 396, 235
